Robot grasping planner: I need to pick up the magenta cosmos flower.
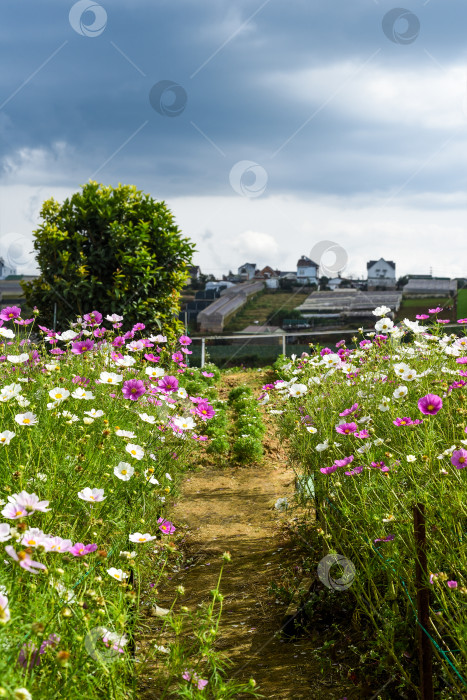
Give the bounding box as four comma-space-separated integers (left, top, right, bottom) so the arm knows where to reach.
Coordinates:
0, 306, 21, 321
428, 307, 443, 313
335, 422, 358, 435
178, 335, 192, 346
158, 518, 176, 534
393, 417, 413, 426
83, 310, 103, 326
158, 375, 179, 392
195, 401, 215, 420
70, 543, 98, 557
71, 339, 95, 354
416, 314, 430, 320
5, 545, 46, 573
418, 394, 443, 415
122, 379, 146, 401
339, 403, 359, 417
451, 449, 467, 469
182, 671, 208, 690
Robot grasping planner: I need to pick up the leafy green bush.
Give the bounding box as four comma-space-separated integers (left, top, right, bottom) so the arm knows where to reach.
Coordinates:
232, 436, 264, 463
22, 181, 195, 341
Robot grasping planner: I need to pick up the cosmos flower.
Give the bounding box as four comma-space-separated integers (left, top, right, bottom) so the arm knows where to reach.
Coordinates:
418, 394, 443, 416
5, 545, 47, 574
107, 568, 129, 581
77, 488, 106, 503
114, 462, 135, 481
122, 379, 146, 401
158, 518, 176, 534
129, 532, 157, 543
125, 443, 144, 460
451, 449, 467, 469
14, 412, 38, 426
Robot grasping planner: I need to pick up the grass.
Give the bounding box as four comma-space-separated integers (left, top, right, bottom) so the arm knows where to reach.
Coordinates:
396, 296, 456, 321
457, 289, 467, 320
223, 289, 310, 332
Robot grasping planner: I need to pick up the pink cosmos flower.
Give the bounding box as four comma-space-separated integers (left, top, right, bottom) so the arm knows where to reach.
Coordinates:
1, 502, 27, 519
70, 543, 98, 557
144, 353, 160, 362
112, 336, 125, 347
428, 307, 443, 313
83, 311, 103, 326
437, 319, 450, 324
333, 455, 354, 468
171, 351, 184, 363
182, 670, 208, 690
447, 580, 458, 589
158, 375, 179, 392
71, 339, 95, 354
416, 314, 430, 320
43, 536, 73, 553
345, 466, 363, 476
158, 518, 176, 534
11, 491, 50, 513
339, 403, 359, 417
374, 534, 395, 543
202, 371, 214, 377
457, 318, 467, 324
5, 545, 46, 573
0, 592, 10, 623
0, 306, 21, 321
393, 417, 413, 426
418, 394, 443, 415
355, 430, 369, 439
122, 379, 146, 401
195, 401, 215, 420
133, 323, 146, 332
77, 487, 106, 502
179, 335, 192, 345
336, 422, 358, 435
451, 449, 467, 469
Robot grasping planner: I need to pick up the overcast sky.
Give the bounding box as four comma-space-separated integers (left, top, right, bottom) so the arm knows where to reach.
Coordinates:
1, 0, 466, 279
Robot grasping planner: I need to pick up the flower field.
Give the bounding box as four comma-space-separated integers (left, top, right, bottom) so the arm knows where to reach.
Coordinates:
0, 306, 247, 699
270, 307, 467, 697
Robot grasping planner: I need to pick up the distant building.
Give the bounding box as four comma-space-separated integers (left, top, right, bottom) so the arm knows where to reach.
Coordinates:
367, 258, 396, 290
0, 257, 16, 279
254, 266, 280, 289
403, 278, 457, 296
237, 263, 257, 281
296, 256, 319, 285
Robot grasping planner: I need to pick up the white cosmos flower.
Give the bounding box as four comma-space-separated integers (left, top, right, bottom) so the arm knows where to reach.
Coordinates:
393, 386, 408, 399
113, 355, 136, 367
393, 362, 410, 377
315, 440, 329, 452
84, 409, 104, 418
45, 363, 60, 371
7, 354, 29, 363
306, 426, 317, 434
15, 395, 30, 407
107, 567, 129, 581
57, 330, 78, 341
99, 371, 123, 384
116, 429, 136, 438
0, 431, 15, 445
48, 388, 70, 402
138, 413, 156, 424
145, 367, 165, 379
172, 415, 195, 431
144, 469, 159, 484
177, 387, 188, 399
59, 411, 79, 422
106, 313, 123, 322
0, 327, 14, 338
83, 417, 94, 424
129, 532, 157, 543
372, 306, 391, 317
406, 455, 416, 462
71, 388, 95, 399
114, 462, 135, 481
120, 550, 137, 559
77, 487, 106, 502
402, 319, 424, 333
126, 443, 144, 460
0, 383, 22, 401
288, 383, 307, 397
402, 369, 417, 382
0, 523, 11, 542
14, 412, 38, 426
374, 318, 394, 333
148, 335, 167, 343
321, 354, 341, 368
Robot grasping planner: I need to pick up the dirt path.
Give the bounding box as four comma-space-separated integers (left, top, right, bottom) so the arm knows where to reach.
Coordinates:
138, 372, 352, 699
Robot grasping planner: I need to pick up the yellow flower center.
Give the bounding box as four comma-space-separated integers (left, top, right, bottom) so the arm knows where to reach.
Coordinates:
131, 450, 136, 455
428, 405, 433, 411
107, 378, 112, 382
138, 537, 145, 541
23, 419, 30, 424
121, 470, 127, 475
460, 457, 465, 464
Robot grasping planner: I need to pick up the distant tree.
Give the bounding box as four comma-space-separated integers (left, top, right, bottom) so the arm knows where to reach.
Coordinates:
22, 181, 195, 341
319, 276, 330, 291
396, 275, 409, 290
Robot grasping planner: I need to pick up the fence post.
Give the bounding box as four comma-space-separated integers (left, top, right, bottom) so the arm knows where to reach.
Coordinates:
53, 303, 57, 331
282, 333, 286, 357
201, 337, 205, 368
413, 503, 434, 700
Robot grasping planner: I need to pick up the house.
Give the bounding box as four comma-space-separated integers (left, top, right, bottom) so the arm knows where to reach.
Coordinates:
403, 278, 457, 297
0, 257, 16, 280
296, 256, 319, 285
367, 258, 396, 290
254, 266, 280, 289
237, 263, 257, 281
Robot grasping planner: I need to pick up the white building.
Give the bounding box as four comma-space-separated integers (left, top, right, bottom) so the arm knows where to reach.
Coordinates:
296, 256, 318, 285
237, 262, 257, 281
0, 257, 16, 279
367, 258, 396, 290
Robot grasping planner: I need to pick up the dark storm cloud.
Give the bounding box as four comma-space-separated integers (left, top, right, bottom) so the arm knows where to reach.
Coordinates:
0, 0, 466, 199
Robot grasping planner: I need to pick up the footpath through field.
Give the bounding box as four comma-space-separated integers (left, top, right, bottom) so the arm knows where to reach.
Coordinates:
138, 371, 351, 699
